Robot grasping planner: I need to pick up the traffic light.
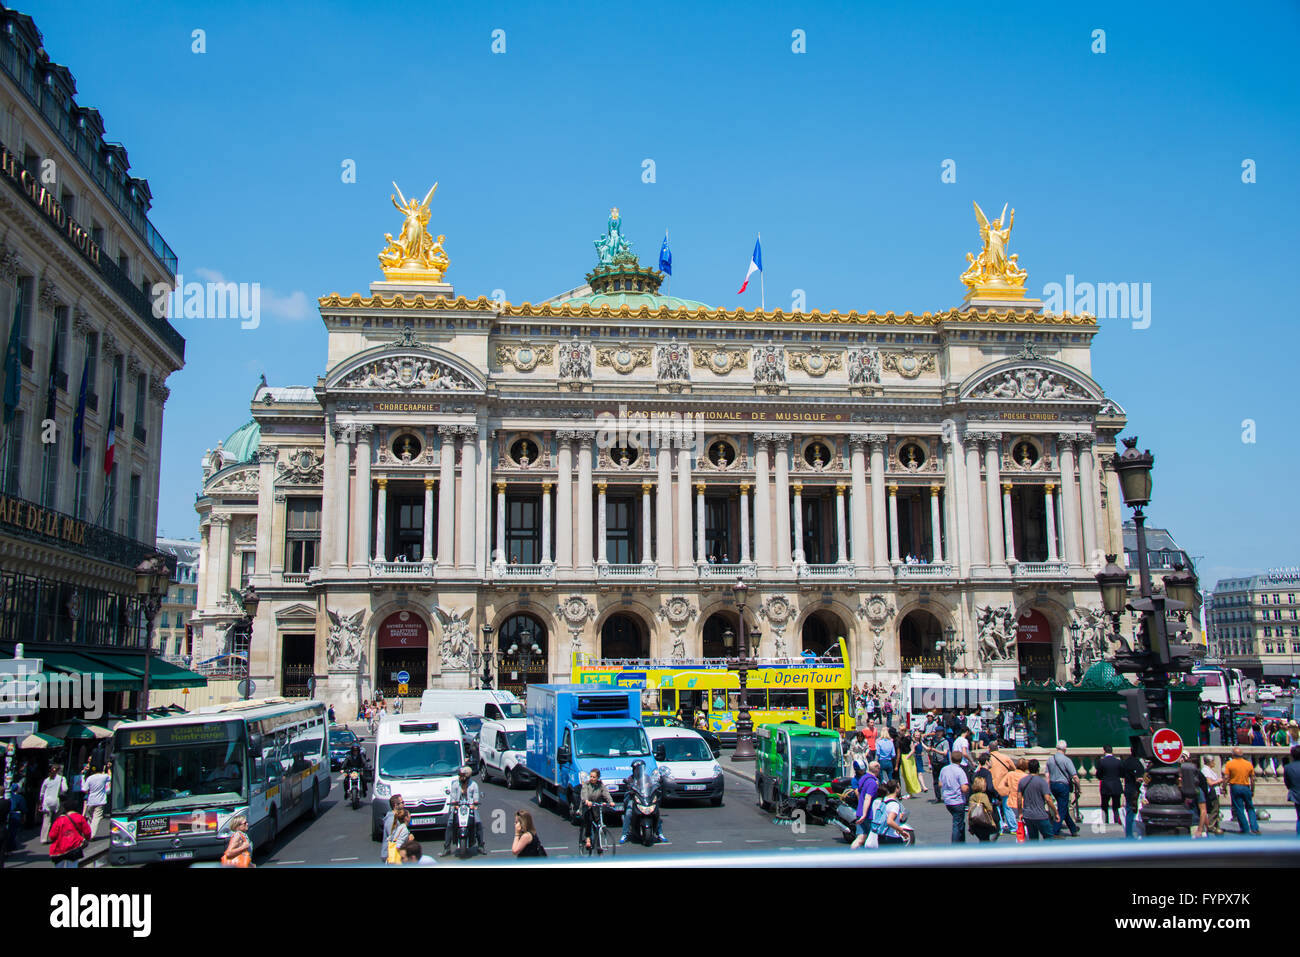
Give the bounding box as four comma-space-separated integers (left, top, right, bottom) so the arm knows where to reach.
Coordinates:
1120, 686, 1150, 731
1130, 734, 1155, 761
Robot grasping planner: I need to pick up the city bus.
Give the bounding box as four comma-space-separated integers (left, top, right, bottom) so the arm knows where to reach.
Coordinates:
108, 697, 330, 865
572, 637, 854, 743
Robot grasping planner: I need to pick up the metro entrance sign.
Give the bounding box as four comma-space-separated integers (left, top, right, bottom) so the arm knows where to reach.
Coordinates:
1151, 728, 1184, 765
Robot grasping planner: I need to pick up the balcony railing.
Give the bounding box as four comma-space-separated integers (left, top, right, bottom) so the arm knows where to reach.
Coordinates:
895, 562, 954, 579
492, 562, 556, 582
281, 572, 310, 584
0, 490, 172, 571
1012, 561, 1071, 578
370, 560, 434, 577
597, 562, 658, 580
797, 562, 855, 581
698, 562, 758, 581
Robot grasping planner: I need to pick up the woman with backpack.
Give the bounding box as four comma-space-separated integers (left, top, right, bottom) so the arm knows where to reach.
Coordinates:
47, 795, 91, 868
869, 780, 910, 846
967, 776, 1000, 842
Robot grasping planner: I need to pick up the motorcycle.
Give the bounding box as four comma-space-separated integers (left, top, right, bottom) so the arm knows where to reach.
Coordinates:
448, 798, 478, 859
346, 770, 362, 810
826, 788, 859, 843
624, 780, 662, 847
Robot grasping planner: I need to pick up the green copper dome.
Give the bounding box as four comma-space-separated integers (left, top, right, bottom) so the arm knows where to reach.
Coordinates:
221, 420, 261, 464
1078, 660, 1134, 691
549, 289, 713, 312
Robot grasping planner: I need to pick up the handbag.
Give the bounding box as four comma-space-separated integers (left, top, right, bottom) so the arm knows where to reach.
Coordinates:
222, 849, 253, 868
1015, 818, 1026, 843
386, 839, 402, 865
968, 799, 994, 830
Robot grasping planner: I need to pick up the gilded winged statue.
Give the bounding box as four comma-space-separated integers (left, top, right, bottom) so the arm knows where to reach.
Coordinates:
960, 201, 1028, 290
378, 182, 450, 280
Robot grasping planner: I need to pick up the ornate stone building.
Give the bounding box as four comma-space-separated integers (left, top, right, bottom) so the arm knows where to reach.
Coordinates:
193, 197, 1130, 716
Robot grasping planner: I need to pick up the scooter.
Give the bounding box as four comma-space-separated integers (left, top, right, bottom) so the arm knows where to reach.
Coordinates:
826, 789, 858, 843
346, 770, 362, 810
624, 780, 662, 847
448, 798, 478, 859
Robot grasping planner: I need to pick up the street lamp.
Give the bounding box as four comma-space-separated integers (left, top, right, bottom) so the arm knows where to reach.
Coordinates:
134, 556, 171, 719
480, 623, 495, 690
1096, 554, 1130, 642
1068, 619, 1084, 682
730, 579, 756, 762
239, 584, 259, 700
1164, 563, 1198, 623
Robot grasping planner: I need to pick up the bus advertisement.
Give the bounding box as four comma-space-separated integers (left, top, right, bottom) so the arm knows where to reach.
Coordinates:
108, 698, 330, 865
571, 637, 853, 742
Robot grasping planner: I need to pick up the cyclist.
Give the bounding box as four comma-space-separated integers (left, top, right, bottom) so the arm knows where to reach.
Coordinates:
579, 768, 616, 852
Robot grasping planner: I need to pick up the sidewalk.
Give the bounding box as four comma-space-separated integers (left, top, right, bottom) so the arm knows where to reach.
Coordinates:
4, 824, 110, 868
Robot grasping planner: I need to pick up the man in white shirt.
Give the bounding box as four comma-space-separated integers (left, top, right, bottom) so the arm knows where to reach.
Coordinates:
83, 763, 111, 839
967, 712, 982, 737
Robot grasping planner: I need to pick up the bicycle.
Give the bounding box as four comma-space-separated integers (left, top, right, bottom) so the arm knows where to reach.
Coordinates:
578, 803, 616, 858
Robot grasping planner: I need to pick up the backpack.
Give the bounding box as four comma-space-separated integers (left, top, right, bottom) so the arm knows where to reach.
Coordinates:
871, 798, 899, 835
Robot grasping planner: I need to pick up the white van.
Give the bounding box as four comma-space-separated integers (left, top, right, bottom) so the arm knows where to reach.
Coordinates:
419, 688, 524, 721
646, 726, 724, 806
478, 717, 531, 789
370, 714, 465, 841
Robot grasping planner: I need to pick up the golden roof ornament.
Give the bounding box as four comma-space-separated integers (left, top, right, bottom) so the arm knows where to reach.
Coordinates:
960, 201, 1028, 300
379, 182, 449, 282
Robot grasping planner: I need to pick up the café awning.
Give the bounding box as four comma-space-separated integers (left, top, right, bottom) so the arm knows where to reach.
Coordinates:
78, 651, 208, 690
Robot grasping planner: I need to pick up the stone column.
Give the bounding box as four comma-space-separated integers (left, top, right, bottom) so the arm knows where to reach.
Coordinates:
352, 425, 373, 568
791, 482, 805, 563
597, 481, 608, 565
1044, 482, 1059, 562
211, 514, 231, 601
437, 425, 457, 568
695, 482, 707, 564
376, 478, 389, 562
868, 435, 888, 569
641, 481, 653, 565
1077, 435, 1099, 567
984, 434, 1005, 566
832, 483, 847, 564
739, 482, 752, 564
1058, 434, 1084, 567
331, 424, 351, 568
458, 426, 478, 568
256, 448, 275, 572
773, 434, 792, 570
541, 481, 553, 564
556, 431, 575, 569
1002, 482, 1017, 563
420, 478, 432, 563
576, 431, 595, 570
495, 480, 507, 564
655, 451, 672, 568
944, 430, 970, 574
930, 484, 944, 563
849, 436, 869, 567
753, 436, 773, 568
676, 447, 692, 568
964, 433, 988, 567
888, 485, 901, 564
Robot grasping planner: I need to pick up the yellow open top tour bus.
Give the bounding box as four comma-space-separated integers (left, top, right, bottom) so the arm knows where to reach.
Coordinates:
572, 637, 853, 744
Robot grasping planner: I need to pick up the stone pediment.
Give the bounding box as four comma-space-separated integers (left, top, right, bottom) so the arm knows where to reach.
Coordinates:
275, 603, 318, 624
205, 465, 259, 495
326, 347, 485, 394
960, 355, 1102, 404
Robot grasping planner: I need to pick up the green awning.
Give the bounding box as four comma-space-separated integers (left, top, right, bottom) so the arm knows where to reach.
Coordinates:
80, 651, 208, 690
4, 650, 141, 692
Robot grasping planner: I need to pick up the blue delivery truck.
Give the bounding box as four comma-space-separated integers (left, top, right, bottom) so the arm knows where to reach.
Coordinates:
526, 684, 657, 822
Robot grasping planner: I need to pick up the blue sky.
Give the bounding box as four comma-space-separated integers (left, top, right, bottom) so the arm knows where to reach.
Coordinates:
24, 0, 1299, 585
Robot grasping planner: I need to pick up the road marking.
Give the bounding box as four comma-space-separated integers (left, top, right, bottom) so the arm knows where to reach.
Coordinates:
489, 849, 510, 854
796, 838, 821, 843
330, 856, 359, 862
551, 846, 569, 850
696, 840, 722, 844
744, 839, 766, 844
278, 860, 305, 864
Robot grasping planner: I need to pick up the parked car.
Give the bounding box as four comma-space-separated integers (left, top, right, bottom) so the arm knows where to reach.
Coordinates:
643, 714, 722, 757
1257, 687, 1277, 702
455, 714, 484, 772
328, 727, 360, 770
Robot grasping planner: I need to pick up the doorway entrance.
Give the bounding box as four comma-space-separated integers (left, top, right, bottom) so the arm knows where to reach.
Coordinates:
375, 610, 428, 699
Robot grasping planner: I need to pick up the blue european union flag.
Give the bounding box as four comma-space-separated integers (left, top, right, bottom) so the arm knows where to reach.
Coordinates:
658, 234, 672, 276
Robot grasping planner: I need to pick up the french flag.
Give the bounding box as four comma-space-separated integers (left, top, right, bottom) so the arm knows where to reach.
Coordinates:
104, 377, 117, 475
737, 236, 762, 294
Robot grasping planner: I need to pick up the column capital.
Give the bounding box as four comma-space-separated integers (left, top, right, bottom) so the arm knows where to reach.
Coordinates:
331, 423, 353, 443
967, 430, 1002, 446
597, 481, 608, 493
791, 481, 804, 493
641, 481, 654, 493
256, 448, 278, 465
1073, 433, 1096, 451
866, 432, 889, 449
739, 482, 751, 493
573, 429, 597, 445
930, 483, 942, 495
377, 478, 389, 489
835, 482, 846, 493
1001, 482, 1013, 493
437, 424, 460, 438
496, 481, 508, 494
768, 431, 793, 448
354, 424, 375, 440
1056, 432, 1079, 448
542, 481, 553, 492
848, 433, 870, 451
210, 512, 231, 527
887, 484, 898, 495
454, 424, 478, 439
424, 478, 435, 489
1044, 482, 1056, 493
695, 481, 706, 494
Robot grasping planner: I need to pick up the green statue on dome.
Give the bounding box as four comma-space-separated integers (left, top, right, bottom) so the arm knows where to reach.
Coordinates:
594, 206, 635, 265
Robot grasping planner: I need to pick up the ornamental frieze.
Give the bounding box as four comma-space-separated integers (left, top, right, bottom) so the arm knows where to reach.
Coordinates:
967, 366, 1090, 401
657, 338, 691, 382
338, 355, 473, 392
752, 344, 787, 386
207, 467, 259, 494
693, 345, 748, 375
557, 338, 592, 380
596, 344, 652, 375
787, 346, 842, 378
846, 347, 882, 386
880, 350, 937, 379
496, 342, 553, 372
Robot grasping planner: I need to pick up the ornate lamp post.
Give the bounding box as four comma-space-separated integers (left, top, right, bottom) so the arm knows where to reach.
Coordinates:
134, 556, 172, 719
506, 629, 544, 691
1100, 436, 1199, 834
238, 584, 259, 700
729, 579, 756, 762
479, 623, 495, 690
936, 624, 961, 675
1068, 619, 1084, 682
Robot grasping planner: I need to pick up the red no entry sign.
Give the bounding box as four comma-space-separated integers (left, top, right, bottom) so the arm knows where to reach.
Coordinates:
1152, 728, 1184, 764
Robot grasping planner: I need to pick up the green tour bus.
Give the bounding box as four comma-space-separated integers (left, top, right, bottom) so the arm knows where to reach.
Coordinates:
754, 721, 842, 821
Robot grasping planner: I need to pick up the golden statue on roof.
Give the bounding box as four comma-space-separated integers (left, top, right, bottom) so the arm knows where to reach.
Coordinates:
379, 182, 449, 282
960, 201, 1027, 297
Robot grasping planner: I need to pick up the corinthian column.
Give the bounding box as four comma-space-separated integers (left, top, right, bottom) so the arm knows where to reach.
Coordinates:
495, 480, 507, 564
1002, 482, 1017, 563
930, 484, 944, 563
1077, 435, 1099, 568
753, 436, 773, 568
541, 481, 553, 564
458, 425, 478, 569
641, 481, 653, 565
888, 485, 901, 564
331, 424, 352, 569
740, 482, 752, 564
964, 432, 988, 568
375, 478, 389, 562
597, 481, 608, 565
983, 434, 1005, 566
256, 448, 276, 572
420, 478, 432, 563
868, 434, 888, 570
576, 430, 595, 570
655, 450, 671, 568
437, 425, 457, 568
791, 482, 805, 564
1058, 434, 1084, 567
695, 482, 707, 564
556, 432, 574, 569
849, 436, 869, 567
676, 446, 692, 568
773, 434, 792, 570
352, 425, 373, 569
1043, 482, 1059, 562
836, 483, 848, 564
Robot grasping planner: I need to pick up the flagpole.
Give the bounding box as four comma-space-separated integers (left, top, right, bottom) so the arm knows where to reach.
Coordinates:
758, 232, 765, 312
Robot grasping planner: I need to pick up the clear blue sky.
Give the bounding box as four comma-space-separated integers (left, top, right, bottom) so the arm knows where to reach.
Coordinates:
23, 0, 1299, 585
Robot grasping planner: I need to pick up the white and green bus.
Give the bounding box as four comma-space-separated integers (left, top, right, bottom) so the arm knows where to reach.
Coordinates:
108, 698, 330, 865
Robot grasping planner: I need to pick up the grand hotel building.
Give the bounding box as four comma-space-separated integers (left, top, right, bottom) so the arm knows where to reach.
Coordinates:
193, 201, 1130, 716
